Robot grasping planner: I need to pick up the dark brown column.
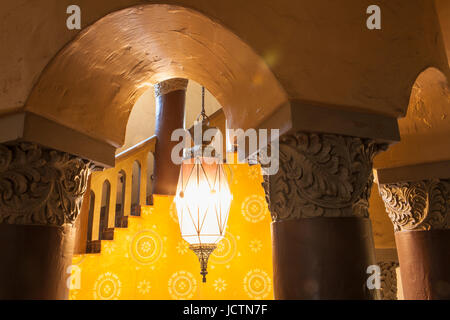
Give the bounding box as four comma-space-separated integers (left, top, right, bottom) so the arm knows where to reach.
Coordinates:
272, 217, 376, 299
262, 132, 386, 299
0, 142, 91, 299
379, 180, 450, 300
153, 78, 188, 195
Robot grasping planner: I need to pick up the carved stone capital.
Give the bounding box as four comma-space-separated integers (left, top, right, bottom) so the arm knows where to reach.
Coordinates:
154, 78, 189, 97
379, 180, 450, 232
0, 142, 92, 226
379, 261, 399, 300
262, 132, 387, 221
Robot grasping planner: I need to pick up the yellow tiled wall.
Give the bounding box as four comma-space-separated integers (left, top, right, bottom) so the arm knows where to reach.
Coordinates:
69, 163, 273, 300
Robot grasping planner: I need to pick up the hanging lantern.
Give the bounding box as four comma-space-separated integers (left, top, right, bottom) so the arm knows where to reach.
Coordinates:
174, 87, 233, 282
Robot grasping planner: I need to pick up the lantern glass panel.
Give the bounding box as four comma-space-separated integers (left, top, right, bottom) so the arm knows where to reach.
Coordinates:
175, 156, 232, 245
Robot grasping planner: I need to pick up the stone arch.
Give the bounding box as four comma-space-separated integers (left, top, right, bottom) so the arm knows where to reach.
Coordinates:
375, 66, 450, 169
404, 67, 450, 133
24, 4, 287, 162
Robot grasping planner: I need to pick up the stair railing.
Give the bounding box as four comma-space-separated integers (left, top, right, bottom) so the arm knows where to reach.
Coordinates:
84, 136, 156, 248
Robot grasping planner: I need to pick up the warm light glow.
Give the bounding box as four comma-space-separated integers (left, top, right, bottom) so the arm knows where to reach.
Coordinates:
175, 156, 232, 245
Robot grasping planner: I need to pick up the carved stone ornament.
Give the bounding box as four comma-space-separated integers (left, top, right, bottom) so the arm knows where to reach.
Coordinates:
154, 78, 189, 97
262, 132, 387, 221
379, 180, 450, 232
379, 261, 399, 300
0, 142, 92, 226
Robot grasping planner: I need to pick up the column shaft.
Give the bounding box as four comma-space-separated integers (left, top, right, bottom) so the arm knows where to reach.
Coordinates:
395, 230, 450, 299
0, 142, 90, 299
153, 78, 188, 195
0, 224, 74, 299
263, 132, 386, 299
379, 180, 450, 299
272, 217, 376, 299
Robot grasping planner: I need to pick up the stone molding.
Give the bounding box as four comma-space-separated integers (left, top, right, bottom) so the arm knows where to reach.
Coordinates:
154, 78, 189, 97
379, 179, 450, 232
0, 111, 116, 167
379, 261, 399, 300
0, 142, 92, 226
262, 132, 387, 221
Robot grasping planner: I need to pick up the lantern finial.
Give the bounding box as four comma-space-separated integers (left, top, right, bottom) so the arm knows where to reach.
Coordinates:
190, 244, 217, 282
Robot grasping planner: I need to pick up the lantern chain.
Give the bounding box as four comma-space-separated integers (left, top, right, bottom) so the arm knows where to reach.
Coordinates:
196, 86, 210, 124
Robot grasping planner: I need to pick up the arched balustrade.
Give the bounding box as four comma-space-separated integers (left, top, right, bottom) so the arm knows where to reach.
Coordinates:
131, 161, 141, 216
99, 180, 111, 240
115, 171, 127, 227
85, 137, 156, 245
